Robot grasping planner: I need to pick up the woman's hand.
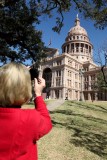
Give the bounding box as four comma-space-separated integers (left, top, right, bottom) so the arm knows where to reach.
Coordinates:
34, 78, 46, 97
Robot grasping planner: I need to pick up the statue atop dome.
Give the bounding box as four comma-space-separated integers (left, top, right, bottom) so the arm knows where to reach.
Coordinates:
75, 14, 80, 26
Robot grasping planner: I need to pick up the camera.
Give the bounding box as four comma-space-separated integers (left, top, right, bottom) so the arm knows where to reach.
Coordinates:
29, 68, 39, 80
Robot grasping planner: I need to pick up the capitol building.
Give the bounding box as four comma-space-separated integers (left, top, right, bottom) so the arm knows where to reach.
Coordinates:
39, 16, 107, 101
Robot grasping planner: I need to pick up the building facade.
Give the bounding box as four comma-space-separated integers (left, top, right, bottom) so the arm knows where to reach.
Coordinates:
38, 16, 107, 101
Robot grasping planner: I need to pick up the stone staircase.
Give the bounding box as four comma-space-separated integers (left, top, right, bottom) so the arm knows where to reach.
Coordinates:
47, 99, 65, 111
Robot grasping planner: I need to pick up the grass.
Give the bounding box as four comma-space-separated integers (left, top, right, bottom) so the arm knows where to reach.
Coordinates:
22, 99, 56, 109
22, 100, 107, 159
38, 100, 107, 160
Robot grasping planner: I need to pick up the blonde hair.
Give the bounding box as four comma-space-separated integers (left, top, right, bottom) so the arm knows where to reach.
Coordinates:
0, 62, 32, 107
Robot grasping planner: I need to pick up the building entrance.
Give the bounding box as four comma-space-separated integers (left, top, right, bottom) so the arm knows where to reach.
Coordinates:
55, 90, 59, 99
42, 68, 52, 98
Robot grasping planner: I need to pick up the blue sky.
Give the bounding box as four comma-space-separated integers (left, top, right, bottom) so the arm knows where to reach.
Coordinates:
37, 9, 107, 59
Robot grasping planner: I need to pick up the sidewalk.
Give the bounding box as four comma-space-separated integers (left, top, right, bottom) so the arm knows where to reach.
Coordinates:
47, 99, 65, 111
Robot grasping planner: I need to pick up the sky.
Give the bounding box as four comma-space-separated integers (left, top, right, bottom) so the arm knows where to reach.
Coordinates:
37, 8, 107, 61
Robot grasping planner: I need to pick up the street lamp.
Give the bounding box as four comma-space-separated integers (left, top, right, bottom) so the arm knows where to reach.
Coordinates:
79, 68, 85, 101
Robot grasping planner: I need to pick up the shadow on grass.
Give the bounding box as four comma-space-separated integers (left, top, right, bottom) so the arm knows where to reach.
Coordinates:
50, 103, 107, 159
73, 101, 107, 112
51, 109, 107, 125
69, 126, 107, 158
67, 101, 107, 113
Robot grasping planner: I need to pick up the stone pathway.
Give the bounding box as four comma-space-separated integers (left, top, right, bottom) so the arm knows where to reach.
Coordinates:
47, 99, 65, 111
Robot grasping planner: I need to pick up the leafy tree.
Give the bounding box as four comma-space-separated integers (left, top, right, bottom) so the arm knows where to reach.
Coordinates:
0, 0, 107, 64
74, 0, 107, 29
95, 71, 107, 91
0, 0, 46, 65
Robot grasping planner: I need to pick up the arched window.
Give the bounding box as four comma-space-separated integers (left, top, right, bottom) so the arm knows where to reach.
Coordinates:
77, 36, 79, 39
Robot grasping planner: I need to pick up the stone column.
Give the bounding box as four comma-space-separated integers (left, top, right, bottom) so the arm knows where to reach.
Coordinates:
59, 90, 61, 99
69, 43, 71, 52
88, 75, 91, 90
74, 43, 76, 53
79, 43, 81, 53
88, 45, 90, 54
73, 89, 75, 100
65, 46, 67, 53
62, 68, 66, 86
62, 88, 66, 99
51, 71, 54, 87
60, 70, 63, 86
72, 72, 75, 90
53, 71, 56, 87
88, 92, 91, 100
95, 92, 98, 101
83, 44, 85, 54
50, 90, 52, 99
51, 90, 54, 99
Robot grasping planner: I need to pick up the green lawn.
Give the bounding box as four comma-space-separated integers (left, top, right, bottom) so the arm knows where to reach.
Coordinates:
38, 100, 107, 160
22, 99, 56, 109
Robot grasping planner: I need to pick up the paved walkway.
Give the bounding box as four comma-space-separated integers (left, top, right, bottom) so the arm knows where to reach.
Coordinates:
47, 99, 65, 111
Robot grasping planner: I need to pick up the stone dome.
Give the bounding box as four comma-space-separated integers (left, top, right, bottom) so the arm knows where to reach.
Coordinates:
68, 16, 88, 36
62, 15, 93, 63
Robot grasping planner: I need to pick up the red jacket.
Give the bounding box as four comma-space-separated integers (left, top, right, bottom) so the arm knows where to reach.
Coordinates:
0, 96, 52, 160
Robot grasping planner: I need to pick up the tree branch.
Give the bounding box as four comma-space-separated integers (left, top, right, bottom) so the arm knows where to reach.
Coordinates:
101, 66, 107, 85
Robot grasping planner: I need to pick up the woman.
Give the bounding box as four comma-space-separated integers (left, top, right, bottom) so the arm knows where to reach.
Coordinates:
0, 62, 52, 160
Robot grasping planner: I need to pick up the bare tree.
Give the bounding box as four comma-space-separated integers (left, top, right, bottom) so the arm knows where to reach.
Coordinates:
94, 40, 107, 85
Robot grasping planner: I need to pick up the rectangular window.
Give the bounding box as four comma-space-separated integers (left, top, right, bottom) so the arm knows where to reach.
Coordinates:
57, 60, 61, 66
56, 78, 61, 86
91, 75, 95, 80
56, 71, 61, 77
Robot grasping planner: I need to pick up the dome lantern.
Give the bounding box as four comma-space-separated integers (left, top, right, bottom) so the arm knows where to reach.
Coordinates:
68, 15, 88, 37
75, 14, 80, 26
